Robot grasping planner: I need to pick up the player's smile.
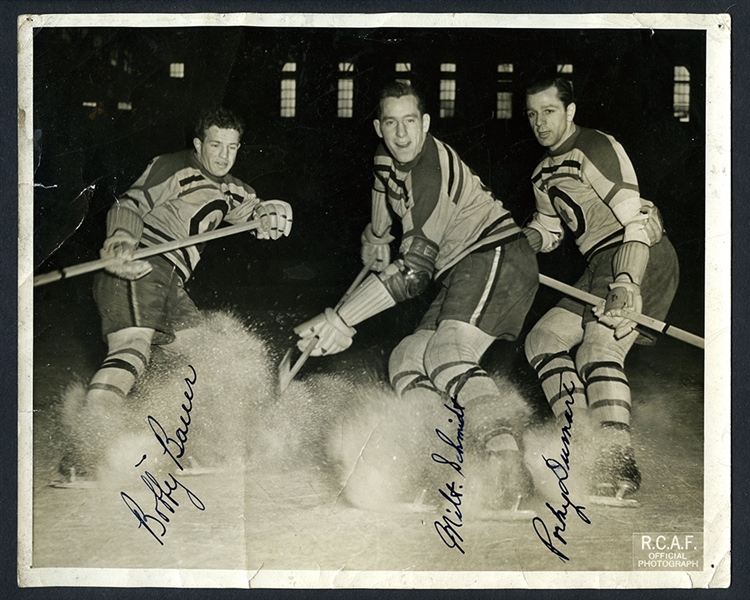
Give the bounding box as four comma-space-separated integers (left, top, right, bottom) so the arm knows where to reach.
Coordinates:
374, 94, 431, 164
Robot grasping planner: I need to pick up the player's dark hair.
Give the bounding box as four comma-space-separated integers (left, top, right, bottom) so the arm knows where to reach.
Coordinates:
526, 78, 575, 108
194, 107, 245, 141
377, 80, 426, 118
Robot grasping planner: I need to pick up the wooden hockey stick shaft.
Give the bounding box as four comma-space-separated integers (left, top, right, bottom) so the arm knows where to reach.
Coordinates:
278, 262, 374, 393
538, 274, 705, 350
33, 220, 262, 287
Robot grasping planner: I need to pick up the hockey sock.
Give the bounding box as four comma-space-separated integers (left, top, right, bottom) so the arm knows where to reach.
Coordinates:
579, 360, 632, 438
87, 327, 153, 404
529, 350, 587, 425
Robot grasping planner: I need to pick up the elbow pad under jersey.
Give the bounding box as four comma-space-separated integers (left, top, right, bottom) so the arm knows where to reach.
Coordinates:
106, 203, 144, 241
622, 202, 664, 247
380, 260, 432, 302
380, 236, 438, 302
525, 212, 564, 253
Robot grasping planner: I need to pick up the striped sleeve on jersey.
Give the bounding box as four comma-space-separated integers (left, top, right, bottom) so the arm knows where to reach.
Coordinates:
119, 152, 194, 213
578, 129, 640, 215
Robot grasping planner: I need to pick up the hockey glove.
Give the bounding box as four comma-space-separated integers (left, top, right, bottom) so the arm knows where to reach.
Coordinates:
361, 223, 394, 272
254, 200, 293, 240
294, 308, 356, 356
100, 231, 152, 280
593, 277, 642, 339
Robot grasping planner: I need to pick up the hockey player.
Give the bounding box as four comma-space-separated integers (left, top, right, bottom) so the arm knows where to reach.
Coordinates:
59, 107, 292, 482
295, 81, 539, 509
521, 77, 679, 500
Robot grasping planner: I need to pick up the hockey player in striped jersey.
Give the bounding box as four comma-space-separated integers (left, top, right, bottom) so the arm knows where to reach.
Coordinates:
58, 107, 292, 483
522, 78, 679, 501
295, 81, 539, 510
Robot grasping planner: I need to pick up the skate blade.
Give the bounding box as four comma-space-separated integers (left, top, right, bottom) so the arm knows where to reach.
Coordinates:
474, 508, 537, 521
49, 479, 98, 490
179, 457, 227, 476
587, 481, 641, 508
473, 495, 536, 521
179, 466, 227, 476
389, 502, 438, 514
349, 489, 438, 514
587, 495, 641, 508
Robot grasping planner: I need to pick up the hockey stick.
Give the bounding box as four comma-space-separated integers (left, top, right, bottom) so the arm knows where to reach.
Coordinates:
277, 262, 374, 394
33, 220, 262, 287
539, 274, 705, 350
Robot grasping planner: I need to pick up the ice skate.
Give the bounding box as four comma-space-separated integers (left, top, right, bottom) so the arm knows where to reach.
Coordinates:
50, 452, 98, 489
474, 439, 536, 521
588, 444, 642, 508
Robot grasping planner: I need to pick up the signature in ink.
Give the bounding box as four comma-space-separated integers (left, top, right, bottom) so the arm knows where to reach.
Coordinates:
147, 364, 197, 471
431, 394, 465, 477
532, 377, 591, 562
121, 471, 205, 545
121, 365, 204, 545
434, 480, 465, 554
432, 394, 466, 554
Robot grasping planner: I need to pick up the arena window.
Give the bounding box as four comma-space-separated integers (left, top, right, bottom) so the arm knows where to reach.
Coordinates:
496, 63, 513, 119
557, 64, 574, 74
280, 62, 297, 118
673, 66, 690, 122
338, 62, 354, 118
395, 62, 411, 85
117, 102, 132, 111
169, 63, 184, 78
439, 63, 456, 118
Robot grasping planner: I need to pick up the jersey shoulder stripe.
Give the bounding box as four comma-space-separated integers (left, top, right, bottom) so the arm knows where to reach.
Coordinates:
177, 183, 222, 199
409, 135, 443, 232
440, 141, 466, 204
179, 174, 204, 187
576, 128, 631, 190
143, 150, 195, 189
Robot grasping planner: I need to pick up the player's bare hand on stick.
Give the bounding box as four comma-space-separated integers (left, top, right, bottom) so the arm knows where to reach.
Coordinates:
100, 231, 153, 280
593, 277, 642, 339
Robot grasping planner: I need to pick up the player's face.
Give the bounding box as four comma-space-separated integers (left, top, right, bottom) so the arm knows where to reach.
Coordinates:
193, 126, 241, 177
374, 95, 431, 164
525, 86, 576, 151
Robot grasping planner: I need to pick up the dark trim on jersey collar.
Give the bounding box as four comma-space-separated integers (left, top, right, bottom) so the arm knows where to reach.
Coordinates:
381, 133, 434, 172
189, 149, 229, 184
546, 124, 581, 158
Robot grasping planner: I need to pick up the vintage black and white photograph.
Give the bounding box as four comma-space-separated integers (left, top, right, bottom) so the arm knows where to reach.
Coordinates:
17, 11, 730, 589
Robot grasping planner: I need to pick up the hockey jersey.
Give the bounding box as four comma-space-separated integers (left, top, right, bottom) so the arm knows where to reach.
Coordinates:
371, 133, 521, 279
108, 149, 259, 281
530, 126, 650, 261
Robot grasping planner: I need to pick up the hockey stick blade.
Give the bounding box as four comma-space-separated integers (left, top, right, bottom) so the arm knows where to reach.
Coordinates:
277, 341, 318, 395
277, 262, 374, 394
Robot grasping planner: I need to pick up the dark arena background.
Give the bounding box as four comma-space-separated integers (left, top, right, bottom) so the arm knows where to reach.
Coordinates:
29, 24, 707, 575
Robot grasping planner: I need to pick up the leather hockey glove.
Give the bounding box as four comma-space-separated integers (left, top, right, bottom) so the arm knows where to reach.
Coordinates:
593, 277, 643, 339
254, 200, 293, 240
100, 231, 152, 280
361, 223, 394, 272
294, 308, 356, 356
